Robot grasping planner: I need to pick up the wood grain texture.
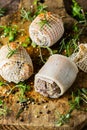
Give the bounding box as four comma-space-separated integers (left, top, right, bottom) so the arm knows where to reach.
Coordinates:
0, 0, 87, 130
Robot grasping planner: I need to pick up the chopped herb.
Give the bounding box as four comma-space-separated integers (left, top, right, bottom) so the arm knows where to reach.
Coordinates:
0, 25, 18, 42
0, 81, 9, 87
21, 37, 31, 47
38, 13, 51, 29
16, 107, 24, 119
40, 45, 53, 55
58, 0, 87, 57
15, 82, 31, 101
7, 43, 19, 58
34, 4, 47, 18
3, 82, 31, 101
0, 8, 6, 17
0, 81, 6, 86
56, 88, 87, 126
59, 37, 79, 57
0, 100, 10, 117
0, 99, 3, 106
72, 0, 85, 21
21, 8, 33, 21
20, 0, 47, 22
59, 19, 87, 56
56, 111, 71, 126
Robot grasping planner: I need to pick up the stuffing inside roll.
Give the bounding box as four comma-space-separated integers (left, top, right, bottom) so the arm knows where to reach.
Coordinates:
35, 78, 61, 98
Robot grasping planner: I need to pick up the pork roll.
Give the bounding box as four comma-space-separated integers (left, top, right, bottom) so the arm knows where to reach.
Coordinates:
0, 42, 33, 83
70, 43, 87, 73
29, 12, 64, 47
34, 54, 78, 98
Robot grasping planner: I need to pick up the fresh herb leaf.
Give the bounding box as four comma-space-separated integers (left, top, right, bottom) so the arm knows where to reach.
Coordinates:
20, 1, 47, 22
72, 0, 85, 21
38, 45, 53, 63
34, 4, 47, 17
0, 101, 10, 118
16, 107, 24, 119
0, 99, 3, 106
38, 13, 51, 29
7, 43, 19, 58
15, 82, 31, 101
0, 25, 18, 42
56, 111, 71, 126
21, 8, 33, 21
59, 37, 78, 57
0, 81, 6, 86
59, 19, 87, 57
56, 88, 87, 126
0, 8, 6, 17
0, 106, 8, 117
21, 37, 31, 47
16, 82, 31, 93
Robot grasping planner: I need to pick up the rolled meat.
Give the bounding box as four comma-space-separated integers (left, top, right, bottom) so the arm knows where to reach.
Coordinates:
0, 42, 33, 83
29, 12, 64, 47
69, 43, 87, 73
34, 54, 78, 98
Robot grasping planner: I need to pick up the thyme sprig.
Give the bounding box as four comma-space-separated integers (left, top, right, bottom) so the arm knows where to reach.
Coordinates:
38, 13, 51, 29
20, 0, 47, 21
15, 82, 31, 102
6, 82, 31, 102
59, 0, 87, 57
21, 8, 33, 21
7, 43, 19, 58
56, 88, 87, 126
38, 45, 53, 63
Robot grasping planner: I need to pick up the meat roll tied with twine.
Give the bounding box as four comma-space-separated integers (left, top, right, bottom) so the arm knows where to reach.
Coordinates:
69, 43, 87, 73
34, 54, 78, 98
0, 42, 33, 83
29, 12, 64, 47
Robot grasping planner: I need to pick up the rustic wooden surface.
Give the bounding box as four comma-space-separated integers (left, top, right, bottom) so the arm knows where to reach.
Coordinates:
0, 0, 87, 130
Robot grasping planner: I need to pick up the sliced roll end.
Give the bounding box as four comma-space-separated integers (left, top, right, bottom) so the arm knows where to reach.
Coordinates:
34, 76, 61, 98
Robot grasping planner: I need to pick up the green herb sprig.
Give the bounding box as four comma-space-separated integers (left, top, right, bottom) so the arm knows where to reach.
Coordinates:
0, 81, 7, 86
20, 0, 47, 22
38, 14, 51, 29
58, 0, 87, 57
56, 88, 87, 126
21, 37, 31, 47
6, 82, 31, 102
0, 25, 18, 42
7, 43, 19, 58
15, 82, 31, 102
33, 0, 47, 18
0, 99, 9, 118
71, 0, 86, 21
38, 45, 53, 63
0, 8, 6, 17
21, 8, 33, 21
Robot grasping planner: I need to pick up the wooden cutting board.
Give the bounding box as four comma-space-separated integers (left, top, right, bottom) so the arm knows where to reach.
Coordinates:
0, 0, 87, 130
